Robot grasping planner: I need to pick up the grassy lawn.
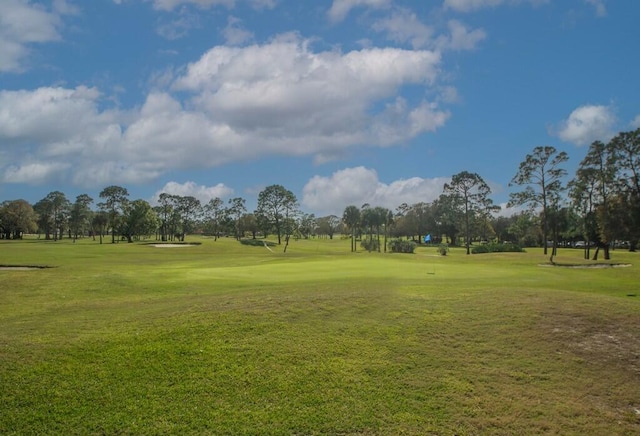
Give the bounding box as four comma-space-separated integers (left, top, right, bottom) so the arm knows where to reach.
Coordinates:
1, 236, 639, 434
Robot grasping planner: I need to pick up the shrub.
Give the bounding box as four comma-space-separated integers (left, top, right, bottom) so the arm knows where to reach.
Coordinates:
360, 239, 380, 252
437, 244, 449, 256
388, 239, 416, 253
471, 242, 524, 254
240, 238, 276, 247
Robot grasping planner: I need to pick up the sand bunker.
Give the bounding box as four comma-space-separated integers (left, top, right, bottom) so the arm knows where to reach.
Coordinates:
150, 244, 196, 248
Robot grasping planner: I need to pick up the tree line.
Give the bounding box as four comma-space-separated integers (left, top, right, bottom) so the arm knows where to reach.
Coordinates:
1, 129, 638, 259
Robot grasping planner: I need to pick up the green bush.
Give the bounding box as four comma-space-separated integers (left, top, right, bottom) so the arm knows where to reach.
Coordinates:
360, 239, 380, 252
437, 244, 449, 256
240, 238, 276, 247
388, 239, 416, 253
471, 242, 524, 254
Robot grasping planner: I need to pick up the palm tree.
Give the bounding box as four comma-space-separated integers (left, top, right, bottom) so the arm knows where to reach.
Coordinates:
342, 205, 361, 252
382, 208, 394, 253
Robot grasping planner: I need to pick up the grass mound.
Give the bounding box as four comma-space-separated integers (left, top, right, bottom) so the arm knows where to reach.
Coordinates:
0, 237, 638, 434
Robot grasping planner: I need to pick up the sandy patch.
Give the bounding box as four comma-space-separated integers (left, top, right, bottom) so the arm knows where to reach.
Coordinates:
150, 244, 195, 248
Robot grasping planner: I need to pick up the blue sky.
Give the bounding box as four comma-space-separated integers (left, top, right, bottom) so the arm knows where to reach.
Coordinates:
1, 0, 638, 216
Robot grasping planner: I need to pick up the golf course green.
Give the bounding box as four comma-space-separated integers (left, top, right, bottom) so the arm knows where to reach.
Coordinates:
1, 236, 638, 434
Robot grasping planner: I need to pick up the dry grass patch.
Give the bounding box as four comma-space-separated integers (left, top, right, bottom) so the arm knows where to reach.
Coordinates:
538, 297, 640, 425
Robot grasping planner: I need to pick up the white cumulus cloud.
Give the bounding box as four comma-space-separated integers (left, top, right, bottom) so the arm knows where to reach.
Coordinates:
443, 0, 504, 12
151, 181, 234, 205
0, 36, 450, 188
371, 11, 485, 52
556, 104, 615, 146
147, 0, 276, 11
437, 20, 487, 51
443, 0, 549, 13
328, 0, 391, 23
174, 35, 446, 151
222, 16, 254, 46
0, 0, 67, 72
302, 166, 448, 216
149, 0, 234, 11
372, 8, 434, 49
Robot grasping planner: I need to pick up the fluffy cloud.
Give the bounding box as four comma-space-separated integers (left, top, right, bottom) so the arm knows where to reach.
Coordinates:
147, 0, 275, 11
0, 0, 64, 72
443, 0, 548, 12
174, 35, 445, 148
151, 181, 234, 205
443, 0, 504, 12
556, 104, 615, 146
156, 12, 201, 40
0, 86, 116, 145
0, 36, 449, 187
3, 162, 71, 185
372, 10, 485, 52
222, 16, 254, 46
438, 20, 486, 51
149, 0, 234, 11
372, 8, 433, 49
302, 166, 448, 215
328, 0, 391, 23
631, 115, 640, 129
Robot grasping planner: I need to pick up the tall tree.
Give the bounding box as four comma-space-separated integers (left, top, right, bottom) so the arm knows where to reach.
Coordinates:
122, 199, 159, 242
508, 211, 539, 247
0, 200, 37, 239
316, 215, 341, 239
92, 211, 109, 244
444, 171, 495, 254
256, 185, 298, 245
157, 193, 174, 241
176, 196, 202, 241
572, 141, 616, 260
98, 186, 129, 243
70, 194, 94, 241
203, 197, 226, 240
568, 171, 598, 259
433, 194, 462, 246
380, 207, 394, 253
342, 205, 361, 252
238, 213, 259, 239
227, 197, 246, 240
610, 128, 640, 251
360, 205, 378, 251
34, 191, 70, 241
297, 213, 316, 239
508, 146, 568, 256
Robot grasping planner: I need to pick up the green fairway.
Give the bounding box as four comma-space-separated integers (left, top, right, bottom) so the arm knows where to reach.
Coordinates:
1, 237, 639, 434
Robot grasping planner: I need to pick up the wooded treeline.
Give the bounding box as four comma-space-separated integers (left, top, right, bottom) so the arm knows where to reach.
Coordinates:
1, 129, 638, 259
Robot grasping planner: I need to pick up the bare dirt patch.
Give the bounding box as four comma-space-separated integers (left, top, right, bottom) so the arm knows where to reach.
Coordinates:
539, 306, 640, 422
542, 309, 640, 375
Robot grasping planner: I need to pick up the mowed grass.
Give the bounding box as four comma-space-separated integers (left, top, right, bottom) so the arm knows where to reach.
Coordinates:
1, 237, 639, 434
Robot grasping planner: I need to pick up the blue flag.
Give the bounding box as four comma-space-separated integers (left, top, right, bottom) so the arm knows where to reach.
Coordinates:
424, 234, 431, 243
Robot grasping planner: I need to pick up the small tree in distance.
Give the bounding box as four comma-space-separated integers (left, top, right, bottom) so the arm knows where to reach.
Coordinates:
444, 171, 496, 255
256, 185, 298, 245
